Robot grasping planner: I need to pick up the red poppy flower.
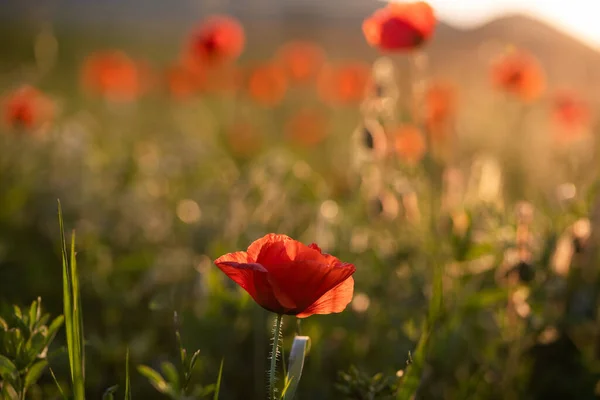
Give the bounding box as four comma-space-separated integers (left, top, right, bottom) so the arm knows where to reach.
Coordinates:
393, 124, 426, 164
81, 50, 142, 102
3, 85, 54, 130
214, 234, 356, 317
363, 2, 436, 52
247, 63, 288, 106
424, 80, 456, 135
491, 49, 545, 102
552, 90, 590, 131
285, 107, 330, 147
276, 41, 326, 84
317, 62, 371, 106
165, 63, 203, 100
187, 15, 245, 66
226, 120, 263, 158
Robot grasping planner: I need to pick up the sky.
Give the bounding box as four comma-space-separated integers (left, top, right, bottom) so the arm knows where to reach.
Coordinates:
424, 0, 600, 48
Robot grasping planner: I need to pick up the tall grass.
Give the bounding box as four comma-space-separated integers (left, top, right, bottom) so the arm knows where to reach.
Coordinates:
58, 200, 86, 399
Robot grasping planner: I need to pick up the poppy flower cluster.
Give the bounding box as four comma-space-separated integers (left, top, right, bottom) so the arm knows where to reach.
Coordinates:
363, 1, 436, 52
214, 234, 356, 318
552, 89, 590, 140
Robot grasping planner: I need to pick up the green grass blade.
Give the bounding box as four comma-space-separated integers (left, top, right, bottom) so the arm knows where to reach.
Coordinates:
58, 200, 85, 399
396, 325, 429, 400
58, 200, 75, 384
49, 367, 67, 400
213, 358, 224, 400
70, 229, 86, 398
124, 348, 131, 400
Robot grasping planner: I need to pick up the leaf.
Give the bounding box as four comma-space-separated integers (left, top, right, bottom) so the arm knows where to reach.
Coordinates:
49, 367, 67, 400
282, 336, 310, 400
24, 360, 48, 389
0, 354, 18, 380
102, 385, 118, 400
213, 358, 224, 400
27, 298, 41, 333
138, 365, 176, 397
161, 361, 180, 390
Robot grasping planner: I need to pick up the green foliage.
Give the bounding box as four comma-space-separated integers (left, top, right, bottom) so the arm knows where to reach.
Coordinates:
0, 298, 63, 399
138, 313, 223, 399
335, 366, 398, 400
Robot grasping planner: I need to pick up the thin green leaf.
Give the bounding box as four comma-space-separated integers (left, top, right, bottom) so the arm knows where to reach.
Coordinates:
282, 336, 310, 400
49, 367, 67, 400
213, 358, 224, 400
0, 354, 18, 379
138, 365, 175, 396
161, 362, 180, 391
58, 201, 85, 399
24, 360, 48, 389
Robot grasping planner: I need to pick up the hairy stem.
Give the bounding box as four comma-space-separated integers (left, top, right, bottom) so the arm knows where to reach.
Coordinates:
269, 314, 284, 400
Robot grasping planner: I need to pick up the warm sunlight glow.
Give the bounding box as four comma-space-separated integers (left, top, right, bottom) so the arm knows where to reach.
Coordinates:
415, 0, 600, 48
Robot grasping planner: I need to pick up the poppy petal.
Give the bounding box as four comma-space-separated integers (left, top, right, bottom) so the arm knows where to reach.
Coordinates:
267, 261, 356, 314
247, 233, 294, 261
296, 276, 354, 318
214, 258, 284, 313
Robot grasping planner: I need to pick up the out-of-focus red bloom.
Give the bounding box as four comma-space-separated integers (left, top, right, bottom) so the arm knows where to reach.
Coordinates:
552, 90, 590, 131
3, 85, 54, 130
187, 15, 245, 66
363, 2, 436, 52
276, 41, 326, 84
285, 107, 330, 147
491, 50, 545, 102
393, 125, 426, 164
226, 120, 263, 158
247, 63, 288, 106
81, 50, 142, 102
165, 63, 205, 99
214, 234, 355, 317
424, 80, 457, 141
317, 62, 371, 106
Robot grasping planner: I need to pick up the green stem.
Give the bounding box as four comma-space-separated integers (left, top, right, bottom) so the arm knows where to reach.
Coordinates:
269, 314, 284, 400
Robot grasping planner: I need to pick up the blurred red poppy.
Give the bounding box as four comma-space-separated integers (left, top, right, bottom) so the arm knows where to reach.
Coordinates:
363, 2, 436, 52
317, 62, 371, 106
187, 15, 245, 66
214, 234, 355, 317
81, 50, 142, 102
285, 107, 330, 147
247, 63, 288, 106
393, 125, 426, 164
276, 41, 326, 84
424, 80, 457, 141
552, 90, 590, 133
3, 85, 54, 130
165, 63, 204, 99
491, 49, 545, 102
226, 120, 263, 158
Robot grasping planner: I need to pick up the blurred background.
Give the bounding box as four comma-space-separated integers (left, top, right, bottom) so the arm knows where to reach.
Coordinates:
2, 0, 600, 399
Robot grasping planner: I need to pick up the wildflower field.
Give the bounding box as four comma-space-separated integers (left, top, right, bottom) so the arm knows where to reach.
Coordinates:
1, 1, 600, 399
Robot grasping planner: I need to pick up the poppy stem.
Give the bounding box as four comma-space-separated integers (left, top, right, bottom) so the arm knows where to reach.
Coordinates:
269, 314, 284, 400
